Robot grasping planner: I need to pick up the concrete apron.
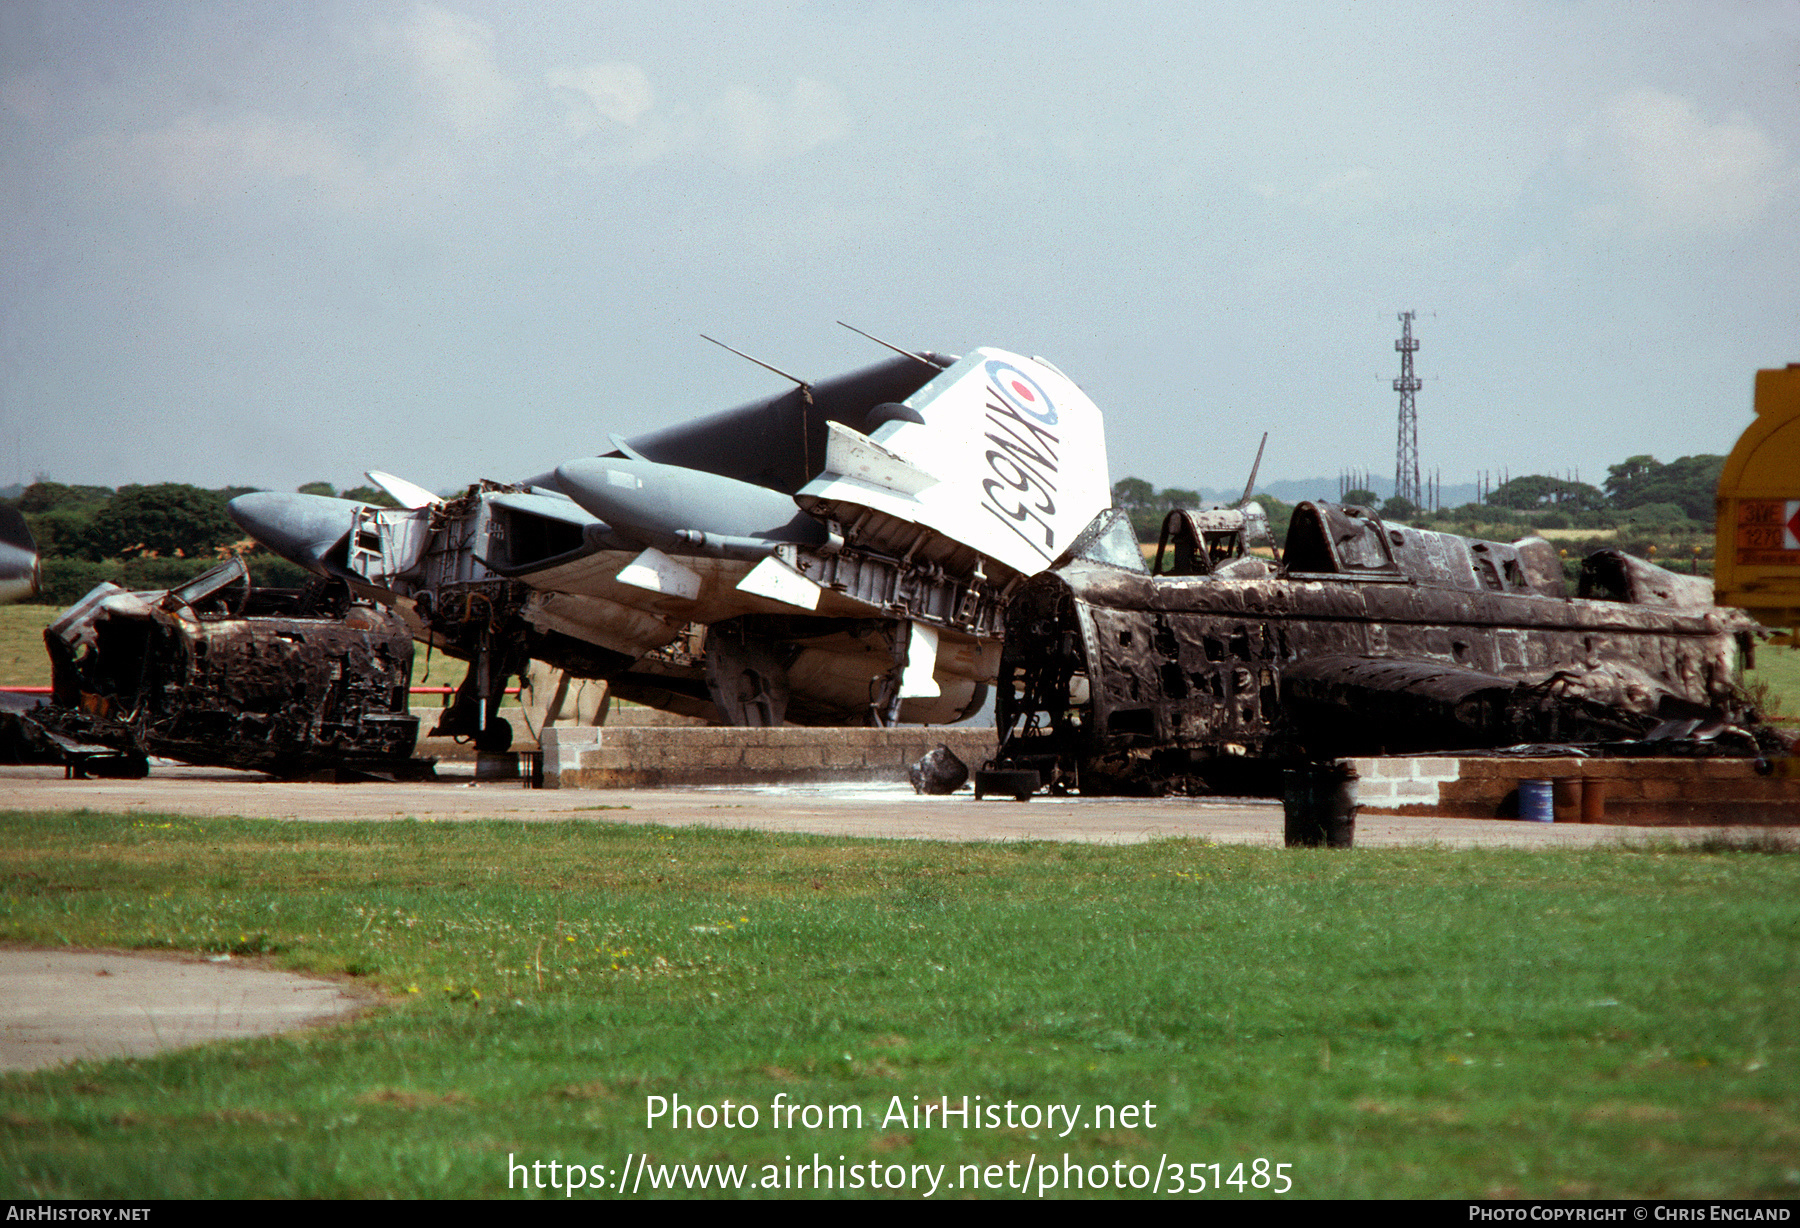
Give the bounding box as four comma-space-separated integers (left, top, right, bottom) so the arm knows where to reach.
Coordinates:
0, 949, 365, 1073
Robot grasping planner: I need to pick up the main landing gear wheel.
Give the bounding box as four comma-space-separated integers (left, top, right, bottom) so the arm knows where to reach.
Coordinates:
974, 768, 1039, 802
474, 720, 514, 754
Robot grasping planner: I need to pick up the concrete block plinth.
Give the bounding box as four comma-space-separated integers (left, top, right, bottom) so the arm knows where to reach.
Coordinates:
541, 726, 996, 789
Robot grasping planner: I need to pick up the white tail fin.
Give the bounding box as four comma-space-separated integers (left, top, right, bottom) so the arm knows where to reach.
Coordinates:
796, 348, 1111, 579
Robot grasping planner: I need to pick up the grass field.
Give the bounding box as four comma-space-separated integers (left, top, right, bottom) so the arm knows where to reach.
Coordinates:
0, 606, 54, 689
1744, 644, 1800, 725
0, 812, 1795, 1199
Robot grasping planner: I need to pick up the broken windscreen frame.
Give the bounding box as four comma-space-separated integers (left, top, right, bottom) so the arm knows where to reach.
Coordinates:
159, 557, 251, 616
1051, 508, 1149, 574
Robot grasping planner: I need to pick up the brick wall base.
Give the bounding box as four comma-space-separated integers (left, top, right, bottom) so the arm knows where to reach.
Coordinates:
1351, 754, 1800, 825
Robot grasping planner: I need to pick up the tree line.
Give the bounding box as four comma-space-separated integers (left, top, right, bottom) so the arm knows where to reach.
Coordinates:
5, 480, 396, 604
1112, 453, 1725, 543
1463, 454, 1722, 527
5, 452, 1727, 606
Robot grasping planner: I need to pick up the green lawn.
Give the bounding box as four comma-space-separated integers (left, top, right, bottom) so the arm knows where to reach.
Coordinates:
0, 606, 55, 689
1743, 642, 1800, 725
0, 813, 1795, 1199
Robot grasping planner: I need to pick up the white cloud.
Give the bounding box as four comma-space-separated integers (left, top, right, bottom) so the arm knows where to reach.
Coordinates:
1579, 89, 1795, 235
547, 62, 655, 133
1251, 165, 1384, 217
69, 6, 525, 213
1502, 244, 1548, 288
708, 77, 849, 165
75, 113, 368, 210
542, 71, 850, 170
783, 78, 851, 155
394, 4, 518, 135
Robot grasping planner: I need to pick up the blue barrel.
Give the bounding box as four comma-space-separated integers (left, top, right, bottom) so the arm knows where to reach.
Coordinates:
1518, 778, 1554, 822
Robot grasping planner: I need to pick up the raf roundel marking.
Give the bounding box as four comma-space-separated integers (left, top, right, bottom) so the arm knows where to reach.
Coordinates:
983, 359, 1058, 427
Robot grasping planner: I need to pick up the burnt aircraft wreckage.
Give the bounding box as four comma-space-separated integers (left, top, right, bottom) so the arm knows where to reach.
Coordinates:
0, 559, 421, 778
983, 501, 1775, 798
228, 337, 1111, 745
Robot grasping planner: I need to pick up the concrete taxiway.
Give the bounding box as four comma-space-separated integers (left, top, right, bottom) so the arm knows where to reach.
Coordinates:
0, 763, 1757, 847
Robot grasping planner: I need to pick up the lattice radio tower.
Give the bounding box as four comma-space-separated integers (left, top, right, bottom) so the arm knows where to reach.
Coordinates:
1392, 311, 1422, 506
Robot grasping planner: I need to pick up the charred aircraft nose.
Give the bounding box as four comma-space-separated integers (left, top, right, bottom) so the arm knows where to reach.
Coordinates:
226, 491, 358, 574
0, 506, 39, 604
554, 457, 826, 553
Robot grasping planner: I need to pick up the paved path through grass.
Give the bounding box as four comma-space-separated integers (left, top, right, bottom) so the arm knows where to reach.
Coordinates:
0, 950, 364, 1072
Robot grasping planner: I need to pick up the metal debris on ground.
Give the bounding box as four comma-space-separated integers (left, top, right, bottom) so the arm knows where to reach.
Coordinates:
907, 743, 969, 795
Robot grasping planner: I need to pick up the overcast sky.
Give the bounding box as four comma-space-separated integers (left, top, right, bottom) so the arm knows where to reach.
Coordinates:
3, 1, 1796, 499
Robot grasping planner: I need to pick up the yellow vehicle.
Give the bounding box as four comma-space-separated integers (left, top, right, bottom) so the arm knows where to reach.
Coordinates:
1716, 364, 1800, 642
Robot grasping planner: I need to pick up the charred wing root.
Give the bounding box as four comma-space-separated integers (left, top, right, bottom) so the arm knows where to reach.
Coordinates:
1277, 656, 1652, 755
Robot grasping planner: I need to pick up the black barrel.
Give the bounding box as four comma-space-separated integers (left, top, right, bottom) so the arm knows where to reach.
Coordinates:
1282, 761, 1359, 848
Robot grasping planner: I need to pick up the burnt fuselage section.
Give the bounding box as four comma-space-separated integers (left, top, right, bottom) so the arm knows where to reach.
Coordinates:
27, 560, 418, 776
994, 503, 1763, 795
